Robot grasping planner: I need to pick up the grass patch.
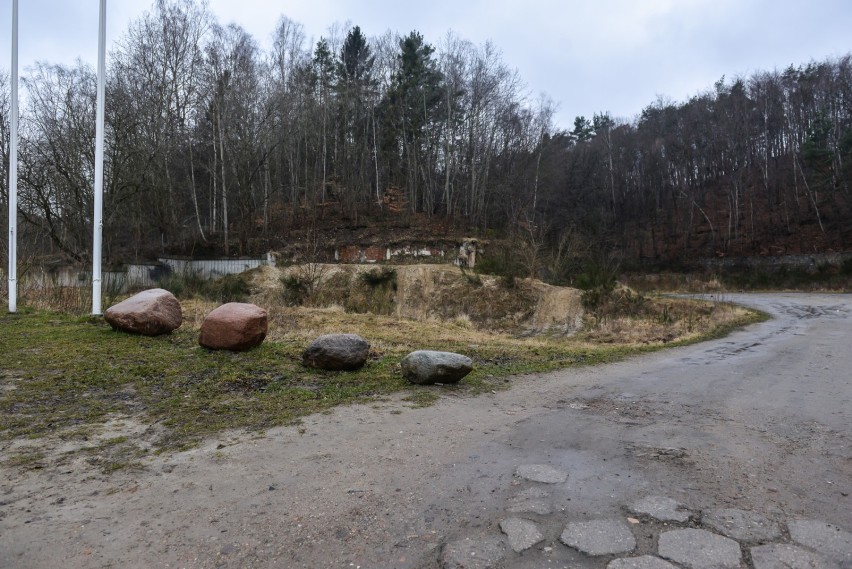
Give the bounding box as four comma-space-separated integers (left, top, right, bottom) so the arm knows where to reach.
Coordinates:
624, 262, 852, 293
0, 296, 763, 460
4, 448, 47, 470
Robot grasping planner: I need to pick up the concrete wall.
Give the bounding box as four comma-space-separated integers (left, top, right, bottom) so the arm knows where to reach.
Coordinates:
332, 239, 482, 267
335, 244, 450, 264
19, 255, 273, 293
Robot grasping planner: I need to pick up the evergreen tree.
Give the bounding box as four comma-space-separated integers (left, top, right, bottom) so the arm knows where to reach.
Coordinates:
381, 31, 445, 211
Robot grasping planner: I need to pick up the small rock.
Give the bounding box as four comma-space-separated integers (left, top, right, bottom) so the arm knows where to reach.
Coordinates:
607, 556, 679, 569
658, 529, 741, 569
199, 303, 268, 351
701, 508, 782, 542
560, 519, 636, 556
788, 520, 852, 565
440, 536, 507, 569
629, 496, 692, 523
515, 464, 568, 484
302, 334, 370, 371
751, 544, 839, 569
400, 350, 473, 385
500, 518, 544, 553
104, 288, 182, 336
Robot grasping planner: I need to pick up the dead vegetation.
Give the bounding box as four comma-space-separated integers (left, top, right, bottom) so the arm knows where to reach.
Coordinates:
0, 263, 764, 469
252, 263, 584, 336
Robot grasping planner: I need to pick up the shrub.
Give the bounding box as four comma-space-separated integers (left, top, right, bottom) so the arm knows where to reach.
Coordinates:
208, 274, 251, 303
281, 274, 312, 306
360, 267, 397, 287
476, 245, 524, 283
158, 269, 208, 299
280, 263, 328, 306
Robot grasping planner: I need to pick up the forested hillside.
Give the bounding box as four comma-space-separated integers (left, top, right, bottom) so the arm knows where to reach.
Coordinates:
1, 0, 850, 271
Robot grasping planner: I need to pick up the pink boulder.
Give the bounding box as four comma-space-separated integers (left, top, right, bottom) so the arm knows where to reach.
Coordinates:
199, 302, 268, 351
104, 288, 183, 336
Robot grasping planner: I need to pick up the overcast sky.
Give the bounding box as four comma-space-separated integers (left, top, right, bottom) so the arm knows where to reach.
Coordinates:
1, 0, 851, 128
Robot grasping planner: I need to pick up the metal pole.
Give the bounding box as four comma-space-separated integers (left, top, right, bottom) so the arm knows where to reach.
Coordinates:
92, 0, 106, 315
7, 0, 18, 313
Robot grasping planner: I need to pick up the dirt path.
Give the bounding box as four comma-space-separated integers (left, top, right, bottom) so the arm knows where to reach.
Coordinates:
1, 293, 850, 568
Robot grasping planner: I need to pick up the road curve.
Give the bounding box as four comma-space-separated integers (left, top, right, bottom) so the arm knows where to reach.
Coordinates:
1, 293, 850, 569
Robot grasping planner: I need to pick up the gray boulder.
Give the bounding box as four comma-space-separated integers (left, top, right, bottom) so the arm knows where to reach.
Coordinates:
199, 302, 268, 351
302, 334, 370, 371
104, 288, 182, 336
400, 350, 473, 385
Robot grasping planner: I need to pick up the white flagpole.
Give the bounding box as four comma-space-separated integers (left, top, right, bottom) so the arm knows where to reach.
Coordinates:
92, 0, 106, 315
7, 0, 18, 313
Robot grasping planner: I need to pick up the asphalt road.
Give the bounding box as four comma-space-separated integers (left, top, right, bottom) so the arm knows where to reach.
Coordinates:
1, 293, 850, 568
420, 293, 852, 568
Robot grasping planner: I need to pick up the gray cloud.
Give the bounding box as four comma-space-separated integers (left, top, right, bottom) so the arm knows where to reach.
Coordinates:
1, 0, 850, 128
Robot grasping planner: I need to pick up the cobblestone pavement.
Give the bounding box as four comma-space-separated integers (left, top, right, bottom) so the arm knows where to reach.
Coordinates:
439, 472, 851, 568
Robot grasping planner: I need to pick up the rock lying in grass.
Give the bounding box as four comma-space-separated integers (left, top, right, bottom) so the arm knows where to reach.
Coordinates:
302, 334, 370, 371
104, 288, 183, 336
199, 302, 268, 351
400, 350, 473, 385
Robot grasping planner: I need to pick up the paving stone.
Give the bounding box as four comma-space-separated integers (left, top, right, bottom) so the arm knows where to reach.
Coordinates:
751, 544, 840, 569
628, 495, 692, 523
701, 508, 782, 542
607, 556, 680, 569
560, 519, 636, 556
440, 536, 507, 569
658, 528, 741, 569
788, 520, 852, 565
515, 464, 568, 484
500, 518, 544, 553
506, 487, 553, 515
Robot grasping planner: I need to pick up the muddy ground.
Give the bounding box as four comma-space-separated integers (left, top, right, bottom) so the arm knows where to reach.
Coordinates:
1, 293, 850, 568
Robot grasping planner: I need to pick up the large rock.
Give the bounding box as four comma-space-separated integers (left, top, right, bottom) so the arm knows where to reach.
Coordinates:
788, 520, 852, 565
104, 288, 182, 336
560, 519, 637, 556
199, 303, 268, 351
500, 518, 544, 553
701, 508, 782, 542
302, 334, 370, 371
400, 350, 473, 385
658, 529, 741, 569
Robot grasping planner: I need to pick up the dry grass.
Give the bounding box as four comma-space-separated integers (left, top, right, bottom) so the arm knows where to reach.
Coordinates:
579, 295, 751, 344
251, 263, 582, 336
0, 265, 765, 464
